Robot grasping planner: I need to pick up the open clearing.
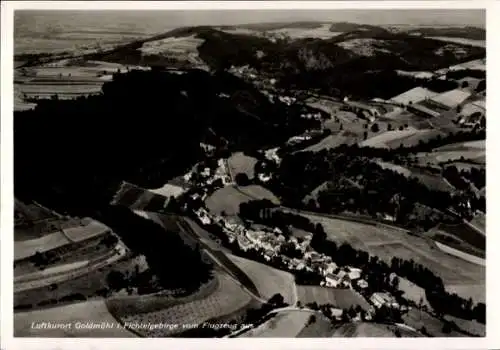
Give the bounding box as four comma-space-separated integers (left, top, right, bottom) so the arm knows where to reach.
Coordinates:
429, 36, 486, 48
228, 152, 258, 179
402, 308, 463, 337
444, 315, 485, 336
297, 312, 336, 337
436, 140, 485, 152
227, 253, 297, 305
117, 271, 253, 337
241, 310, 312, 337
296, 286, 370, 311
15, 232, 71, 261
148, 183, 186, 198
14, 299, 135, 337
205, 185, 280, 216
299, 214, 484, 288
392, 275, 430, 308
445, 283, 485, 303
332, 322, 398, 337
304, 132, 358, 152
376, 161, 412, 177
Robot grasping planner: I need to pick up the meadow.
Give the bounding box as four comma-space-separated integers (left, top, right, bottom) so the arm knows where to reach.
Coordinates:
205, 185, 280, 216
228, 152, 258, 179
240, 310, 313, 337
296, 286, 370, 311
227, 253, 297, 305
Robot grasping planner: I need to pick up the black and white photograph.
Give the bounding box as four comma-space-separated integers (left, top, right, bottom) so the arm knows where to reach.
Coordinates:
1, 1, 494, 345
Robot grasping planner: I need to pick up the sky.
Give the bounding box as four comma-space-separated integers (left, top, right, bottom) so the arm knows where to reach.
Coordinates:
15, 9, 485, 38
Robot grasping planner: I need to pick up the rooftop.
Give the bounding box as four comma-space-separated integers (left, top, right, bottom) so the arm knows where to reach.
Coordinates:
431, 89, 471, 109
390, 87, 438, 105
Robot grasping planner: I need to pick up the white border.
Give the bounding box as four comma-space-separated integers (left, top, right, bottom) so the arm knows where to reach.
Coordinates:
1, 1, 498, 349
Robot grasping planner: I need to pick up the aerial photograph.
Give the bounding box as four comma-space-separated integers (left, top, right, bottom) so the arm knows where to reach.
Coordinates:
12, 8, 486, 338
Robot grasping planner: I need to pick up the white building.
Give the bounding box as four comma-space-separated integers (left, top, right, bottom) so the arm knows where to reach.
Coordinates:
325, 273, 342, 288
370, 292, 399, 309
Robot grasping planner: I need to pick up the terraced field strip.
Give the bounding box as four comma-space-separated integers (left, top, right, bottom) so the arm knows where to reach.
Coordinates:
15, 243, 126, 292
15, 231, 71, 261
118, 271, 254, 337
434, 241, 485, 266
227, 253, 297, 305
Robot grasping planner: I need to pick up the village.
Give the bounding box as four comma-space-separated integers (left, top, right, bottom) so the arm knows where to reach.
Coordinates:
180, 153, 407, 322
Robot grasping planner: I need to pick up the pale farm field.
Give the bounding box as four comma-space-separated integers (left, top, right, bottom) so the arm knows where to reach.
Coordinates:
376, 161, 412, 177
14, 299, 135, 337
268, 25, 342, 40
139, 35, 204, 55
148, 183, 186, 198
332, 322, 396, 337
227, 253, 297, 305
296, 286, 370, 311
445, 283, 485, 304
240, 310, 312, 337
392, 275, 430, 308
228, 152, 258, 179
15, 232, 71, 261
119, 272, 253, 337
436, 140, 485, 151
429, 36, 486, 48
300, 214, 484, 288
359, 128, 420, 149
206, 185, 280, 216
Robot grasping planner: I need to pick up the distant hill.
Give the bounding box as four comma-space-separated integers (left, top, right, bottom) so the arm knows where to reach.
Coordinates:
405, 26, 486, 40
329, 22, 388, 33
222, 21, 325, 31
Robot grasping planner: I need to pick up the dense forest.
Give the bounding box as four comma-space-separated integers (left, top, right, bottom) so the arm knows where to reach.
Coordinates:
14, 69, 315, 216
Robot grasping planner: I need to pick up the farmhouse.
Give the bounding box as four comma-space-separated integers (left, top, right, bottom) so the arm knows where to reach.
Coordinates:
356, 279, 369, 289
325, 273, 342, 288
330, 308, 344, 321
369, 292, 400, 309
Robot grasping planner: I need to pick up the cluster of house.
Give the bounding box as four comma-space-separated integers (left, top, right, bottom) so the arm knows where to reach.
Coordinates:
299, 112, 323, 120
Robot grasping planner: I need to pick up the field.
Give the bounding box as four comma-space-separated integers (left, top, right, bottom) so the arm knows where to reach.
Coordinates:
139, 35, 204, 56
332, 322, 399, 337
304, 132, 358, 152
227, 253, 297, 305
111, 181, 168, 212
299, 214, 485, 290
436, 222, 485, 251
445, 284, 485, 303
15, 299, 135, 337
434, 241, 485, 266
209, 251, 260, 296
240, 310, 313, 337
117, 271, 253, 337
470, 213, 485, 233
436, 140, 486, 152
296, 286, 370, 311
376, 161, 412, 177
359, 128, 421, 148
15, 243, 127, 293
416, 150, 486, 165
148, 183, 186, 198
430, 36, 486, 48
392, 275, 430, 308
296, 312, 336, 337
444, 315, 486, 336
15, 231, 71, 261
402, 308, 463, 337
14, 234, 112, 277
228, 152, 258, 179
205, 185, 280, 216
409, 169, 455, 193
14, 255, 146, 310
268, 24, 341, 40
63, 220, 111, 242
